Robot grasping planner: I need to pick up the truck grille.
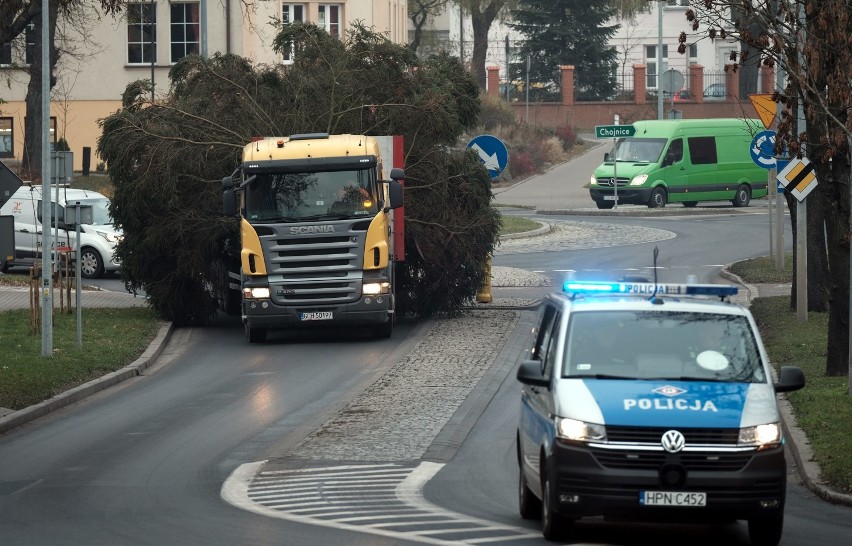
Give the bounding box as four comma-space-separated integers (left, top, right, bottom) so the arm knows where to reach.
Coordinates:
258, 220, 368, 305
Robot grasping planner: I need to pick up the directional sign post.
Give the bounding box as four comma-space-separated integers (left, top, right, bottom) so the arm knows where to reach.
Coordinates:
595, 124, 636, 209
467, 135, 509, 180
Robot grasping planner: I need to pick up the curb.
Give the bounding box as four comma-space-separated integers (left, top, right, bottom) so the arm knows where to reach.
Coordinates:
720, 266, 852, 508
0, 321, 174, 435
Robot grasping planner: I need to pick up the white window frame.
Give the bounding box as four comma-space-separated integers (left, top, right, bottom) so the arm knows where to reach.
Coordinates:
645, 44, 669, 90
127, 2, 157, 65
170, 1, 200, 63
282, 3, 306, 63
318, 4, 342, 38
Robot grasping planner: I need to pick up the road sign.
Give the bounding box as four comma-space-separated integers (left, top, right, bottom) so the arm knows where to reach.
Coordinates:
749, 94, 777, 129
467, 135, 509, 179
777, 157, 818, 202
595, 125, 636, 139
750, 130, 776, 169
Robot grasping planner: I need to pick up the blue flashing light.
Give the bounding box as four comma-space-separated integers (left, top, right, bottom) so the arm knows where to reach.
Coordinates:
562, 281, 738, 298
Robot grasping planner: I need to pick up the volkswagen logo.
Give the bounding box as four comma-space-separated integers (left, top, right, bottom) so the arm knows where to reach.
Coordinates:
661, 430, 686, 453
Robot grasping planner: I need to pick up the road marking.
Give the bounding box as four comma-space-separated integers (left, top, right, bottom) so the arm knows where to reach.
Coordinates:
222, 461, 541, 544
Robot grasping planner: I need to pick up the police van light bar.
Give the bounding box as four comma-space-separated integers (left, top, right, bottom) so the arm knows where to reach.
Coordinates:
563, 281, 738, 297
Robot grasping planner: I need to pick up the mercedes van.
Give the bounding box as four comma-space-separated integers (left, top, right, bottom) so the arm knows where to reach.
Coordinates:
0, 185, 122, 278
589, 118, 768, 209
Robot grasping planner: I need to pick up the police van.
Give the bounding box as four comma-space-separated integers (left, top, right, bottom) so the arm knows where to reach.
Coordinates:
516, 280, 805, 544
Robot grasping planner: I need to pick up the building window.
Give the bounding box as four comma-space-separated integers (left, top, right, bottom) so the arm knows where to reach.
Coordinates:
128, 2, 157, 64
25, 23, 35, 65
282, 3, 305, 62
645, 44, 668, 89
318, 4, 341, 37
0, 118, 13, 158
21, 116, 57, 150
688, 44, 698, 65
170, 2, 200, 62
0, 41, 11, 65
666, 0, 689, 6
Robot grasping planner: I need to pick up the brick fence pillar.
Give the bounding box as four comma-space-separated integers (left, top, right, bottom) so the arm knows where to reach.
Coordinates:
560, 65, 575, 106
726, 67, 740, 101
486, 66, 500, 97
689, 64, 704, 103
761, 65, 775, 94
633, 64, 646, 104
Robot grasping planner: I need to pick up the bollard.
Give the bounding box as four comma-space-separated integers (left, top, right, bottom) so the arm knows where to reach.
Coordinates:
476, 254, 493, 303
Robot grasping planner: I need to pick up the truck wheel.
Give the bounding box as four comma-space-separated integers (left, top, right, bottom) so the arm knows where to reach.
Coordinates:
245, 323, 267, 343
733, 184, 751, 207
595, 200, 615, 210
372, 317, 393, 339
0, 261, 8, 273
648, 187, 667, 208
80, 247, 105, 278
748, 512, 783, 546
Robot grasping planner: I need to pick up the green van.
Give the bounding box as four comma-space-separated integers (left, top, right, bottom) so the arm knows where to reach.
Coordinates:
589, 118, 769, 209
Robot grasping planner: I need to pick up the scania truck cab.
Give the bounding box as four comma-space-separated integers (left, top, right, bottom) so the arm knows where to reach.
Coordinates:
222, 133, 404, 343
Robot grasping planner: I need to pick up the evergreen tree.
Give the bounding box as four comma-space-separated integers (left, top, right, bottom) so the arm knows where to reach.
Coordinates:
509, 0, 619, 100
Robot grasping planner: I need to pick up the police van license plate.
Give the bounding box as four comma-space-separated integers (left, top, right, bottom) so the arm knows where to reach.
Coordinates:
603, 195, 619, 201
641, 491, 706, 507
300, 312, 333, 321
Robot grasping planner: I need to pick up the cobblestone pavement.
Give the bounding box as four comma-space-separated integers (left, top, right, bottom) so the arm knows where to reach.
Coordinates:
495, 220, 675, 254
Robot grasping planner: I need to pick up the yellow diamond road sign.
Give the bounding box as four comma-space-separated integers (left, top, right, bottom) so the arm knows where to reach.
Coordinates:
777, 157, 818, 202
749, 94, 777, 129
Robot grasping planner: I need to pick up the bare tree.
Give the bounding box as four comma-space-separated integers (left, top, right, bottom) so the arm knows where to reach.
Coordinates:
409, 0, 450, 56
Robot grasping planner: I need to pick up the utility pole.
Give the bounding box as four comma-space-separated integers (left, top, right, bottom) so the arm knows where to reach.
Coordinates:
40, 0, 53, 356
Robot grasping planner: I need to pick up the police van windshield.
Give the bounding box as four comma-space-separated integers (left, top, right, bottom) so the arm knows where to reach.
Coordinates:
244, 169, 378, 222
562, 311, 765, 383
612, 138, 667, 163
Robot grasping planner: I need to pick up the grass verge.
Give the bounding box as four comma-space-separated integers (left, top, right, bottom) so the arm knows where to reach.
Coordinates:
500, 215, 541, 235
741, 263, 852, 494
0, 307, 162, 411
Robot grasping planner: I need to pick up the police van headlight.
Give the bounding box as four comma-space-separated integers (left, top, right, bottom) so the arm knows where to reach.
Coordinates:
243, 287, 270, 299
555, 417, 606, 444
629, 174, 648, 186
738, 422, 782, 450
589, 175, 598, 185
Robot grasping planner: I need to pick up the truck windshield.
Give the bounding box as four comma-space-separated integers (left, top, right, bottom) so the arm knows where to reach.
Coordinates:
562, 311, 766, 383
612, 138, 667, 163
244, 169, 378, 222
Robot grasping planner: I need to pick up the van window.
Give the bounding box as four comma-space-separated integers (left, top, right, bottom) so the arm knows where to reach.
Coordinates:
664, 138, 683, 165
687, 136, 718, 165
531, 304, 558, 361
614, 138, 666, 163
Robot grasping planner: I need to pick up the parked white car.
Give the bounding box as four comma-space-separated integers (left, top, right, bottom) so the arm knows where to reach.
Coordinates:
0, 185, 122, 278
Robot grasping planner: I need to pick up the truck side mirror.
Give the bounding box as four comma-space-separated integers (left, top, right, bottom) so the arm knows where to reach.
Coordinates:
389, 168, 405, 181
385, 180, 403, 210
223, 188, 238, 217
222, 176, 235, 190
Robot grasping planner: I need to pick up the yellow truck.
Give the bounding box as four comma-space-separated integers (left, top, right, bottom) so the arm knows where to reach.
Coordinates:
222, 133, 405, 342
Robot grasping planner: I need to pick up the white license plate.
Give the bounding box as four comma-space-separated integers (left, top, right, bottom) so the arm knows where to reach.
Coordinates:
603, 195, 619, 201
641, 491, 706, 507
300, 311, 333, 321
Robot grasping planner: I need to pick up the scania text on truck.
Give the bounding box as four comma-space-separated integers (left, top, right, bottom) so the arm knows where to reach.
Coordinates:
222, 133, 405, 343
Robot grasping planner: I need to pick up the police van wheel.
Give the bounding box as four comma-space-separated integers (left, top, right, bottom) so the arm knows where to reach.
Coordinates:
518, 467, 542, 520
541, 472, 571, 540
595, 200, 615, 210
682, 201, 698, 208
747, 512, 783, 546
648, 187, 667, 208
245, 323, 267, 343
733, 184, 751, 207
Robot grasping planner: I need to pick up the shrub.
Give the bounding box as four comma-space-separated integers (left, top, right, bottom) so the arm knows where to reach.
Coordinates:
478, 93, 516, 130
508, 151, 536, 178
555, 124, 577, 149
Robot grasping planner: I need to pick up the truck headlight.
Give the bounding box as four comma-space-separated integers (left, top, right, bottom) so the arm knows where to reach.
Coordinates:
363, 282, 391, 295
630, 174, 648, 186
243, 287, 270, 299
590, 175, 598, 185
555, 417, 606, 443
739, 422, 782, 450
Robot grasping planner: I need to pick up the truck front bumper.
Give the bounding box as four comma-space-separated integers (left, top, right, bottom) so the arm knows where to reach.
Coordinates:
243, 294, 392, 329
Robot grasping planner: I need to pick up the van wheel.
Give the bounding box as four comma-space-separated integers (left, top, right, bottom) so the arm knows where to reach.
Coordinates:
648, 187, 667, 208
519, 466, 542, 519
79, 247, 105, 278
748, 512, 783, 546
541, 470, 572, 540
733, 184, 751, 207
595, 200, 615, 209
683, 201, 698, 208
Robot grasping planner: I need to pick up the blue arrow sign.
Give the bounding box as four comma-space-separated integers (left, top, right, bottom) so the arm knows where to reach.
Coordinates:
467, 135, 509, 179
750, 130, 776, 169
